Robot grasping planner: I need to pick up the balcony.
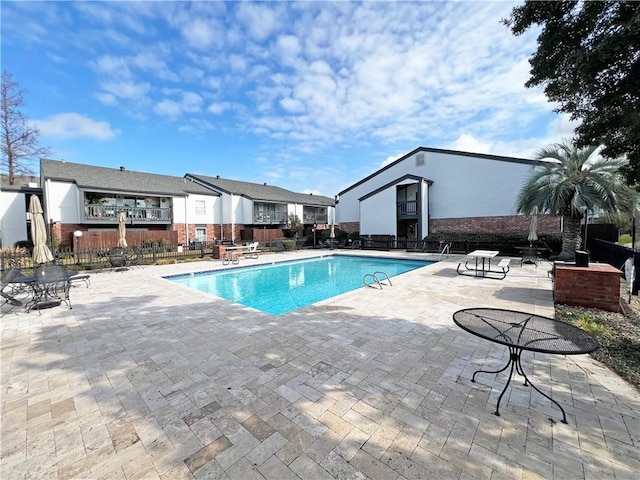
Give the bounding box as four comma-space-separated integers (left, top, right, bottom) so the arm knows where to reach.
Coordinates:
303, 212, 328, 224
253, 211, 288, 225
84, 205, 172, 223
397, 201, 418, 217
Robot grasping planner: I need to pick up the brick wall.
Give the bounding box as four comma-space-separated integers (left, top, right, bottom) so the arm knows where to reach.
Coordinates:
338, 222, 360, 233
339, 215, 561, 236
554, 263, 621, 312
174, 223, 218, 244
430, 215, 561, 234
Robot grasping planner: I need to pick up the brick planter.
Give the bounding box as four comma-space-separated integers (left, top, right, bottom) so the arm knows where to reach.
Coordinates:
554, 263, 621, 312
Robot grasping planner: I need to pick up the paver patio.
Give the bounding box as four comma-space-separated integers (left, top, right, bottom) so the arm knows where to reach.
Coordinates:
1, 251, 638, 479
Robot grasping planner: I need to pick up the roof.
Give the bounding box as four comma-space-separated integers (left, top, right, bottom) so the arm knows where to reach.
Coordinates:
40, 159, 218, 197
337, 146, 541, 197
359, 174, 433, 202
0, 174, 41, 193
185, 174, 334, 206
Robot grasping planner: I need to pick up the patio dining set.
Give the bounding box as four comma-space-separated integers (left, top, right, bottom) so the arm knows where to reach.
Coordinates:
1, 264, 89, 315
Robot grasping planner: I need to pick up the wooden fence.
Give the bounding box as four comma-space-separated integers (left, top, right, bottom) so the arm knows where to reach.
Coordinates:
78, 230, 178, 250
240, 228, 286, 242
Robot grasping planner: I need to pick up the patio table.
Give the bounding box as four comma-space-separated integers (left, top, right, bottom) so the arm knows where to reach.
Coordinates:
453, 307, 599, 423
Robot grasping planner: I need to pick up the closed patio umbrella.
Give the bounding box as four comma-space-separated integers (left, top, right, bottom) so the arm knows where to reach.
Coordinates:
117, 212, 128, 247
528, 206, 539, 246
29, 195, 54, 264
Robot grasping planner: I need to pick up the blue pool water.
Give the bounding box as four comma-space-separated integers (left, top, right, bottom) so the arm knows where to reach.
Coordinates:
167, 255, 433, 315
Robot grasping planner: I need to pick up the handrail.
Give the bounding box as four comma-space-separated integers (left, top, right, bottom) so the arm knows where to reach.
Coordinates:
363, 271, 392, 289
438, 242, 451, 260
373, 271, 392, 286
363, 273, 382, 289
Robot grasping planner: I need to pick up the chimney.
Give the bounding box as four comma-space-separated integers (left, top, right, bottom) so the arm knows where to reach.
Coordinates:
120, 166, 125, 171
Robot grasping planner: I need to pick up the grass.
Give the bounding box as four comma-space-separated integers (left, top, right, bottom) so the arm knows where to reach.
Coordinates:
572, 312, 609, 336
618, 234, 632, 245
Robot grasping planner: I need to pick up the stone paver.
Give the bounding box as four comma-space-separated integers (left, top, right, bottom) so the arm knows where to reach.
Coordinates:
2, 250, 639, 479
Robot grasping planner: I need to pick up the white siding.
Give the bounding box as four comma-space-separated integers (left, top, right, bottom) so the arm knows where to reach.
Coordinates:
360, 187, 396, 236
187, 194, 216, 224
46, 181, 78, 223
0, 191, 27, 247
240, 197, 254, 224
172, 197, 187, 223
338, 150, 534, 224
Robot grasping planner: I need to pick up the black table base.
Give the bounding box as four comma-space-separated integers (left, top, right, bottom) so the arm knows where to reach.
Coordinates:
472, 345, 568, 423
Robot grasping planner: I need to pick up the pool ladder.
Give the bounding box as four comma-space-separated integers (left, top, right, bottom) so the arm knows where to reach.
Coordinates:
363, 271, 392, 289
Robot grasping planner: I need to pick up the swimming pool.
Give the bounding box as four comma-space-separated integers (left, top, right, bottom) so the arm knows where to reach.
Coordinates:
167, 254, 433, 315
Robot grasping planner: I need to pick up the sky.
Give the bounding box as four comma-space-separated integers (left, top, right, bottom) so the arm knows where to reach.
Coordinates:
2, 0, 579, 198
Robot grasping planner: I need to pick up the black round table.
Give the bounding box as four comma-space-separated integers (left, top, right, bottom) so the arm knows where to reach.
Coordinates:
453, 308, 599, 423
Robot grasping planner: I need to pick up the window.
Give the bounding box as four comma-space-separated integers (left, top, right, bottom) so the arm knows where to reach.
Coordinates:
195, 200, 206, 215
195, 226, 206, 243
415, 153, 425, 166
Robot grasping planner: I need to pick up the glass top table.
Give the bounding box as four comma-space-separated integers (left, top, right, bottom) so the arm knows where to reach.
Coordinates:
453, 308, 599, 423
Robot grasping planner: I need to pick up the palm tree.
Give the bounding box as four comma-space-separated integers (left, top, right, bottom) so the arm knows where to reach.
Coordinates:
516, 141, 634, 260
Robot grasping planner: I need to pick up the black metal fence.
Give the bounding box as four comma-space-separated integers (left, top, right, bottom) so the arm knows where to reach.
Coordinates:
0, 240, 299, 272
591, 238, 638, 294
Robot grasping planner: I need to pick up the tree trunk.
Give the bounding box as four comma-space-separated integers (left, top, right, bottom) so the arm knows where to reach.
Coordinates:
558, 215, 583, 260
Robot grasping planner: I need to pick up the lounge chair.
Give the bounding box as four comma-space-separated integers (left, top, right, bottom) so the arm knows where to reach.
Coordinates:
243, 242, 261, 259
273, 241, 286, 253
2, 267, 34, 308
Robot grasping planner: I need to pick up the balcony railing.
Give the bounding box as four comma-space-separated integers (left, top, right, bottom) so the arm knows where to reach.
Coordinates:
397, 201, 418, 217
253, 211, 288, 224
303, 213, 328, 224
84, 205, 172, 222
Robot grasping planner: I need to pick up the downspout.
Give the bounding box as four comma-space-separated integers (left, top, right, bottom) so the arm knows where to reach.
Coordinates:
45, 178, 52, 222
45, 178, 55, 254
219, 195, 223, 240
184, 195, 189, 245
230, 193, 234, 243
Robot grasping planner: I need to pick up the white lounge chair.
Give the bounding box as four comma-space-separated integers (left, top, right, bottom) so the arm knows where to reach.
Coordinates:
243, 242, 261, 259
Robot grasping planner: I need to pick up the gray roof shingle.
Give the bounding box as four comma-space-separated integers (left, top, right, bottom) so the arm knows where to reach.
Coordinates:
186, 174, 334, 206
41, 159, 217, 197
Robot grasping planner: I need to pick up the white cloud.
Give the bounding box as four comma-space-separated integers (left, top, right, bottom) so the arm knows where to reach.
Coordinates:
448, 135, 494, 156
181, 18, 222, 50
546, 114, 580, 140
208, 102, 232, 115
154, 91, 203, 118
36, 113, 119, 140
154, 99, 182, 118
236, 2, 281, 41
94, 55, 132, 78
94, 92, 118, 106
100, 81, 150, 100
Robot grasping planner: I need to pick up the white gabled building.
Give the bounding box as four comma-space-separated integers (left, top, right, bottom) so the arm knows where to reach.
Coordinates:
39, 159, 221, 249
336, 147, 561, 243
184, 174, 335, 243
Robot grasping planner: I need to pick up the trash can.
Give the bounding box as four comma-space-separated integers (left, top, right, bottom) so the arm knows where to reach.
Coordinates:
575, 250, 589, 267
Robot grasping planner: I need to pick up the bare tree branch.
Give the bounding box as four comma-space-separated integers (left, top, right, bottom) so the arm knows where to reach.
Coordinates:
1, 70, 50, 185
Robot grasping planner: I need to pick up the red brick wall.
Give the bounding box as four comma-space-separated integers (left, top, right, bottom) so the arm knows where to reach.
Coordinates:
56, 223, 80, 249
430, 215, 561, 234
339, 215, 561, 236
338, 222, 360, 233
554, 264, 621, 312
174, 223, 218, 245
